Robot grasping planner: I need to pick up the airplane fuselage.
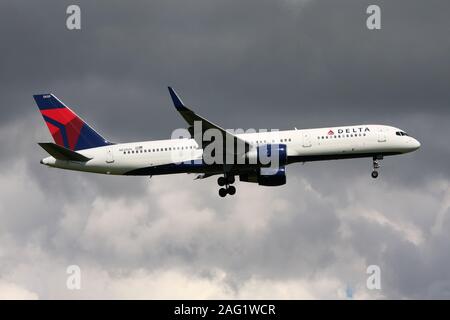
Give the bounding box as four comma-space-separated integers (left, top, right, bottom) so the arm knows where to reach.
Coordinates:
41, 124, 421, 176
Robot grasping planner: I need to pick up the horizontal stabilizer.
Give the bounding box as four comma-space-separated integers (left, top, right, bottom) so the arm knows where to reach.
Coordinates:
38, 142, 92, 162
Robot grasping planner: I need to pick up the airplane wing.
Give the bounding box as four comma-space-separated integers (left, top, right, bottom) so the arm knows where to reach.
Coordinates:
168, 87, 250, 155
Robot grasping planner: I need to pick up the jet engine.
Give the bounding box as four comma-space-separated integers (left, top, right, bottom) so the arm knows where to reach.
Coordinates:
239, 166, 287, 186
245, 143, 287, 167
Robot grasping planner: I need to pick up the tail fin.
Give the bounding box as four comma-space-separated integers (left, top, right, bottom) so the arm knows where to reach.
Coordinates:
33, 94, 112, 151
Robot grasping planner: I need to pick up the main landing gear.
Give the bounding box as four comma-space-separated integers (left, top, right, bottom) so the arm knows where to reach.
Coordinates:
371, 155, 383, 179
218, 175, 236, 197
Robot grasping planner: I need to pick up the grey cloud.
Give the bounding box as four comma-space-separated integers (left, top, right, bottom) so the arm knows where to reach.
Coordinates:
0, 0, 449, 299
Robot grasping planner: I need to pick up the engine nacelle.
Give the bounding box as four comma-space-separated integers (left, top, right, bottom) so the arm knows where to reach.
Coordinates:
245, 144, 287, 167
258, 167, 286, 186
239, 166, 287, 186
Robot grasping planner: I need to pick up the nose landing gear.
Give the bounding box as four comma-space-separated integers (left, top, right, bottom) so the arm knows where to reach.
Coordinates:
371, 155, 383, 179
218, 175, 236, 197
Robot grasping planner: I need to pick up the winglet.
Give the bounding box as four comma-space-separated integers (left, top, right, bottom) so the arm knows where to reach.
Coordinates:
168, 87, 189, 111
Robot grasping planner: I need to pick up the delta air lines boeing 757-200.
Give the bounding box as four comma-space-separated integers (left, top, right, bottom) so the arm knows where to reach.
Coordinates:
34, 87, 420, 197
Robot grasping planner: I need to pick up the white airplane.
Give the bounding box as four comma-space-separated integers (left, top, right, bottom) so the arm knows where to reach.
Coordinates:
34, 88, 420, 197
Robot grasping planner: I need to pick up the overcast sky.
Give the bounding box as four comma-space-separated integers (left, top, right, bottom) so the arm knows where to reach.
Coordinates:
0, 0, 449, 299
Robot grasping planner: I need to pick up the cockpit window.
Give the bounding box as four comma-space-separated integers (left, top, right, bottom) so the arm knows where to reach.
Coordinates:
396, 131, 409, 136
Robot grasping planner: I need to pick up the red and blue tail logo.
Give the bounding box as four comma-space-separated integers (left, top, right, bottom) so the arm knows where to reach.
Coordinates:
33, 94, 112, 151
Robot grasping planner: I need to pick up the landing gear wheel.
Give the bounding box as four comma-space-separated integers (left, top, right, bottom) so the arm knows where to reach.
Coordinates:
371, 155, 382, 179
219, 188, 227, 197
218, 177, 226, 186
218, 172, 236, 197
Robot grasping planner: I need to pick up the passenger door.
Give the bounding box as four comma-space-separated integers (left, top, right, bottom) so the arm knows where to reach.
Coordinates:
377, 131, 386, 143
302, 132, 312, 147
106, 147, 114, 163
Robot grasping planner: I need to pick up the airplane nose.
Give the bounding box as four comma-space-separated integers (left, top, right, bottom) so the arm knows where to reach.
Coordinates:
411, 138, 421, 150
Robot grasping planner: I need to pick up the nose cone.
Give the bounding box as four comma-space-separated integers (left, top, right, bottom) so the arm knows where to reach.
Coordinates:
410, 138, 421, 151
